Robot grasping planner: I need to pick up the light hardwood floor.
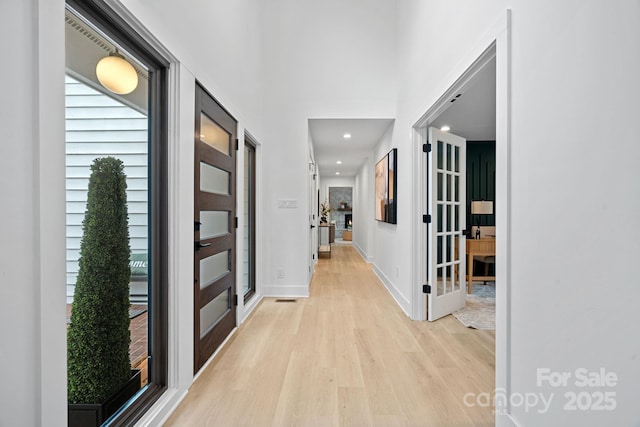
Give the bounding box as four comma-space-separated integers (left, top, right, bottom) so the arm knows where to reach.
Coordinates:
164, 244, 495, 426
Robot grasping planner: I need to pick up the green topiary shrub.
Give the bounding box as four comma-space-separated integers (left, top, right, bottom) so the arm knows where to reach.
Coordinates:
67, 157, 132, 404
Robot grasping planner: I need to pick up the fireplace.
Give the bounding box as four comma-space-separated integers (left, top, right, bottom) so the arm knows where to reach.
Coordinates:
344, 214, 352, 229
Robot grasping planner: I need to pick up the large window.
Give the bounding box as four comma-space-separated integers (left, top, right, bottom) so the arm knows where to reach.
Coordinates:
65, 1, 168, 425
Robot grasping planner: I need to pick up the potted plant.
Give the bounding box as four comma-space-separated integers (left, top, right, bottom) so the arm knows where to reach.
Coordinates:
67, 157, 140, 426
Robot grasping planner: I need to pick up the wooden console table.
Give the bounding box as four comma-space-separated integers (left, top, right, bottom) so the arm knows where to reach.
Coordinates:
318, 225, 331, 258
466, 238, 495, 294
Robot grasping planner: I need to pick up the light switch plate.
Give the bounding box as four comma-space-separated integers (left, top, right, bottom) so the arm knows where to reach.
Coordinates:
278, 199, 297, 208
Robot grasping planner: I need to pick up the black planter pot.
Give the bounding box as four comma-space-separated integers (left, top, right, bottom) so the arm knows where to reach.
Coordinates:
68, 369, 141, 427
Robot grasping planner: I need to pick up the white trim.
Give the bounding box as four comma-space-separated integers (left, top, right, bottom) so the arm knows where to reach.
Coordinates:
262, 286, 310, 298
135, 389, 186, 427
353, 241, 373, 263
149, 325, 238, 426
495, 9, 513, 419
93, 3, 195, 427
39, 0, 67, 423
239, 293, 263, 324
409, 9, 512, 424
411, 43, 498, 320
235, 127, 245, 326
372, 265, 411, 316
193, 327, 239, 382
497, 412, 521, 427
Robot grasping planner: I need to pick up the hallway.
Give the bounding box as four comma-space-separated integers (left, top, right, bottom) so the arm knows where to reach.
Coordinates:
165, 245, 495, 426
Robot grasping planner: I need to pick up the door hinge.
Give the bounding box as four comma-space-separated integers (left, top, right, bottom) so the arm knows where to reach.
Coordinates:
194, 221, 201, 231
312, 254, 315, 260
235, 217, 238, 228
422, 214, 431, 224
423, 284, 431, 294
423, 143, 432, 153
233, 294, 238, 306
236, 138, 239, 151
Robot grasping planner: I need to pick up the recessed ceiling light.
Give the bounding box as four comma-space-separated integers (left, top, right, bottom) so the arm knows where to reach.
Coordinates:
336, 160, 342, 164
343, 133, 351, 139
336, 171, 340, 175
441, 125, 451, 132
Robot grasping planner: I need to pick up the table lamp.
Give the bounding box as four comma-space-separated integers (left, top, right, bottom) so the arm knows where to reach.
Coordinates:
471, 200, 493, 239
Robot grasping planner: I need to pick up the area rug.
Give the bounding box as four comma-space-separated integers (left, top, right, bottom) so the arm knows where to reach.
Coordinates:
452, 283, 495, 330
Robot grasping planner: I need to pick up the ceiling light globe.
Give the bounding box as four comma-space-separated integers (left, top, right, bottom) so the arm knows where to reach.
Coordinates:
96, 53, 139, 95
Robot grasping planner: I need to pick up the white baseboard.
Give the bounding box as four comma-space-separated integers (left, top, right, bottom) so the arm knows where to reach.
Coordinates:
262, 285, 309, 298
497, 412, 520, 427
353, 242, 373, 263
372, 265, 411, 316
239, 293, 263, 324
136, 388, 186, 427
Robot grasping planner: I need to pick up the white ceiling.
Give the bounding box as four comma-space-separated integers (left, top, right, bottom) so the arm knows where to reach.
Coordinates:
309, 118, 394, 177
309, 57, 496, 178
431, 57, 496, 141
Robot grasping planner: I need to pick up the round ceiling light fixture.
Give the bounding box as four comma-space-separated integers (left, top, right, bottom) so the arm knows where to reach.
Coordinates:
336, 171, 341, 175
440, 125, 451, 132
336, 160, 342, 164
343, 133, 352, 139
96, 51, 139, 95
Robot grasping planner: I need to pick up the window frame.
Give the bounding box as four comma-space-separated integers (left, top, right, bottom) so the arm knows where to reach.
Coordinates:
65, 1, 169, 424
243, 135, 257, 303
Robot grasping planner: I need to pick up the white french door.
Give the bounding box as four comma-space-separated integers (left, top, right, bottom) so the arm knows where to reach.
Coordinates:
427, 127, 467, 321
308, 159, 317, 283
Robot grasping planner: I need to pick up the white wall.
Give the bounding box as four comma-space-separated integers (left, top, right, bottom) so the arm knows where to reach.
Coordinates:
396, 1, 640, 425
354, 157, 374, 262
319, 176, 355, 206
260, 0, 396, 295
366, 124, 411, 313
121, 0, 265, 135
8, 1, 640, 426
506, 2, 640, 425
1, 0, 265, 425
0, 0, 67, 425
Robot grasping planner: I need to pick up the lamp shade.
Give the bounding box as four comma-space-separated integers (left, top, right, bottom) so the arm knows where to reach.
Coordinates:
96, 52, 138, 95
471, 200, 493, 215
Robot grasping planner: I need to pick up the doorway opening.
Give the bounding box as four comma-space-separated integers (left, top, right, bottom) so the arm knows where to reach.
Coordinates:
411, 11, 512, 420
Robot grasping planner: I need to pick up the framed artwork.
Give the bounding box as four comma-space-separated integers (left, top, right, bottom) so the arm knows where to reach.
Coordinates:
375, 148, 397, 224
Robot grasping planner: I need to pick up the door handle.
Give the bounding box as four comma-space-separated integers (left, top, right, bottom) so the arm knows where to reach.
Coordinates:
195, 241, 211, 251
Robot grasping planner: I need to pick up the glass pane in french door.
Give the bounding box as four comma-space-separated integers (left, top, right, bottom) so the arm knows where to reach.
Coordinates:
435, 139, 464, 296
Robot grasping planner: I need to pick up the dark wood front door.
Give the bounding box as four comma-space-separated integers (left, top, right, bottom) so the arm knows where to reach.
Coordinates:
194, 84, 237, 373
